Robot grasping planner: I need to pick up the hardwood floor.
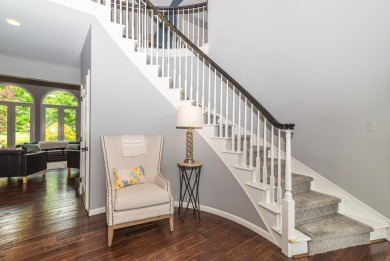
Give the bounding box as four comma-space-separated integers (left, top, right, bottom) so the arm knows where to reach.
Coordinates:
0, 169, 389, 261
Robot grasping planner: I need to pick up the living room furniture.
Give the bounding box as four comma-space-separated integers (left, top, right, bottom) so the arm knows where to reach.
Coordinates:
66, 149, 80, 176
177, 160, 202, 221
0, 149, 48, 183
101, 135, 174, 246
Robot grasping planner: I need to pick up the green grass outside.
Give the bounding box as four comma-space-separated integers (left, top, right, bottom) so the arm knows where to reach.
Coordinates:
0, 132, 30, 147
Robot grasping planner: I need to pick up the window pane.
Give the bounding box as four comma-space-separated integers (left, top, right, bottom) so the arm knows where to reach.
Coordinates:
0, 85, 33, 103
45, 108, 58, 141
43, 91, 78, 106
0, 105, 7, 147
15, 106, 31, 145
64, 108, 77, 141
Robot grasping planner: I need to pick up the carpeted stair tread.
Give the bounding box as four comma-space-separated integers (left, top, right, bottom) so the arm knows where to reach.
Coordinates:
295, 190, 341, 212
296, 213, 373, 240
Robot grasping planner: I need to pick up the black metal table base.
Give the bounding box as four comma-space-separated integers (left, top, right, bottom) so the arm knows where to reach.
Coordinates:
178, 163, 202, 221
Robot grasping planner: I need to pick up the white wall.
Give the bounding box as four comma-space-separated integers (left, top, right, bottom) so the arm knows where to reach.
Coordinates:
0, 54, 80, 84
208, 0, 390, 218
88, 17, 266, 229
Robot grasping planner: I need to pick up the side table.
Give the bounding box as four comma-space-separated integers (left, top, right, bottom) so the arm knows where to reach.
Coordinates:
177, 160, 202, 221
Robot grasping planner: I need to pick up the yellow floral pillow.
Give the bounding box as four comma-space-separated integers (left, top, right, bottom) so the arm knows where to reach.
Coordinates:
113, 166, 146, 190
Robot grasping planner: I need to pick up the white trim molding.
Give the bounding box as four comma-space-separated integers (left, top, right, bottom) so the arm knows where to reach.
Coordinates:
88, 206, 106, 216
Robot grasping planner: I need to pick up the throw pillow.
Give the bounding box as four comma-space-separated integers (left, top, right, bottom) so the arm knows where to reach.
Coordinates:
113, 166, 146, 190
24, 143, 41, 153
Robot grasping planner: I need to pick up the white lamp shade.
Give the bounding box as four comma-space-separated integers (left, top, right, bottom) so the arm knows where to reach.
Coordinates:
176, 106, 203, 129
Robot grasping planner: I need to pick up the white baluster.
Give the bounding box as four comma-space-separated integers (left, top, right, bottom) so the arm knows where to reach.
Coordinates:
167, 10, 170, 80
150, 10, 154, 63
231, 84, 235, 152
113, 0, 117, 23
242, 97, 247, 167
249, 104, 254, 169
201, 58, 205, 113
213, 68, 217, 125
256, 111, 261, 183
237, 92, 241, 153
162, 20, 165, 77
119, 0, 122, 26
219, 75, 223, 137
197, 7, 200, 47
262, 118, 267, 189
173, 11, 176, 89
207, 66, 211, 124
138, 0, 141, 48
224, 78, 229, 138
202, 6, 205, 45
156, 17, 160, 66
125, 0, 129, 38
196, 53, 199, 105
179, 38, 182, 93
187, 8, 190, 41
184, 42, 188, 99
144, 2, 147, 51
277, 129, 282, 210
190, 48, 193, 101
270, 126, 275, 205
132, 0, 135, 40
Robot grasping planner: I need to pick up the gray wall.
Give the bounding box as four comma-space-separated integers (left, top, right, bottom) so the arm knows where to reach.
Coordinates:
88, 17, 266, 229
208, 0, 390, 217
81, 26, 92, 80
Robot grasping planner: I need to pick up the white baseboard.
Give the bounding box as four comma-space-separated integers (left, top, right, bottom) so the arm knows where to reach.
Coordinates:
88, 207, 106, 216
174, 201, 273, 242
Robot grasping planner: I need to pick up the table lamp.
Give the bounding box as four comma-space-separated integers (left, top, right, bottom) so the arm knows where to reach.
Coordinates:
176, 105, 203, 163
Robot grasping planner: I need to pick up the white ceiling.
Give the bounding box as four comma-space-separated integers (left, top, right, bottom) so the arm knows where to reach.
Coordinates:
0, 0, 91, 70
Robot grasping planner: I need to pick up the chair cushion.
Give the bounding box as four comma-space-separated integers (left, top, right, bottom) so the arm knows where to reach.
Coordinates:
115, 183, 170, 211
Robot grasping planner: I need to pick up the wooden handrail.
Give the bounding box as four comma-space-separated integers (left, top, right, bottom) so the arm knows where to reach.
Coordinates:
143, 0, 294, 130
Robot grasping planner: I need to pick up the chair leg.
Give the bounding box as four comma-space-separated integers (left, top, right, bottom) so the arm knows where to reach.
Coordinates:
22, 176, 27, 184
169, 214, 174, 232
42, 169, 46, 176
108, 226, 114, 247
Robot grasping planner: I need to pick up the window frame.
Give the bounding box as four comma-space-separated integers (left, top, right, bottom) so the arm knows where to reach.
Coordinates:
41, 90, 80, 141
0, 85, 35, 148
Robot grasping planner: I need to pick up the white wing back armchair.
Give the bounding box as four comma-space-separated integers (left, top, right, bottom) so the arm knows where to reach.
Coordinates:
101, 135, 174, 246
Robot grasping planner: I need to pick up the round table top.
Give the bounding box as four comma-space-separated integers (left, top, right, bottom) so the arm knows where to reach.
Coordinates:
177, 160, 202, 167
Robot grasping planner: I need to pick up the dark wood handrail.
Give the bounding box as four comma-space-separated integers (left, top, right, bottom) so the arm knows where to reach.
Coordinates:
143, 0, 294, 130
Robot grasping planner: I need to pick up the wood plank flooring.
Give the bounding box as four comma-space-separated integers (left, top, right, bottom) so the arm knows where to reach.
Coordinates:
0, 169, 389, 261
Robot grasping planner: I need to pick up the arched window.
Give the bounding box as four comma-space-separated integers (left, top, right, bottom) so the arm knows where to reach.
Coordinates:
42, 90, 79, 141
0, 84, 34, 148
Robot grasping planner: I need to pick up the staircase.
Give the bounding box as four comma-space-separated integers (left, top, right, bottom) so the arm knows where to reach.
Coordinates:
85, 0, 388, 257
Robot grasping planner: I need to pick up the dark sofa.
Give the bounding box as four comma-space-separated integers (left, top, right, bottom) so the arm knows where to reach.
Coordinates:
66, 149, 80, 176
0, 149, 48, 183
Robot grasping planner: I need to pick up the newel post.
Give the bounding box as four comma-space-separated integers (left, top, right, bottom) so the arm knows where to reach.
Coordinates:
282, 129, 295, 257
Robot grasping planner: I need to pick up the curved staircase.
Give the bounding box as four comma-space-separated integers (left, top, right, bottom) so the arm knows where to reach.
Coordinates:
81, 0, 389, 256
